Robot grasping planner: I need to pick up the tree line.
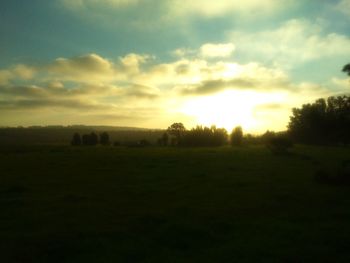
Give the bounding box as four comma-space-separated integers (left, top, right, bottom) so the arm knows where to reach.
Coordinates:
71, 93, 350, 148
71, 132, 110, 146
70, 63, 350, 148
155, 123, 244, 147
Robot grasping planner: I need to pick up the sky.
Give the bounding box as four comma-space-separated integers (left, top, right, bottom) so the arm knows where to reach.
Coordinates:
0, 0, 349, 133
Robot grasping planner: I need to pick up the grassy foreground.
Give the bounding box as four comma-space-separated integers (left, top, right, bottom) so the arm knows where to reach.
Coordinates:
1, 145, 350, 262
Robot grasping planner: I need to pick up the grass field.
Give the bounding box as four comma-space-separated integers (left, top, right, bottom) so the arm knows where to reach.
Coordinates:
1, 145, 350, 262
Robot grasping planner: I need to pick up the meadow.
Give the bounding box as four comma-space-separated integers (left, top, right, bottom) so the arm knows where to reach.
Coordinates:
1, 145, 350, 262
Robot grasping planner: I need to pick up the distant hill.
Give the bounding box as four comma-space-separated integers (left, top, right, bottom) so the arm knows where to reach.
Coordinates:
0, 125, 164, 145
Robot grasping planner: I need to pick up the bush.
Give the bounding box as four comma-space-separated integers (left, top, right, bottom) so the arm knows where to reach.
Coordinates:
337, 160, 350, 184
139, 139, 151, 147
71, 133, 81, 146
99, 132, 110, 145
181, 126, 228, 147
314, 169, 332, 184
314, 160, 350, 185
267, 135, 293, 154
82, 132, 99, 146
230, 126, 243, 146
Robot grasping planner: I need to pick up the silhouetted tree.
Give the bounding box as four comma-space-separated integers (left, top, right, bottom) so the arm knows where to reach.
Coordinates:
266, 133, 293, 154
167, 123, 186, 145
261, 130, 276, 144
90, 132, 98, 145
71, 133, 81, 146
99, 132, 110, 145
230, 126, 243, 146
181, 125, 228, 147
343, 63, 350, 76
139, 139, 151, 147
82, 132, 99, 146
288, 96, 350, 144
157, 132, 169, 146
162, 132, 169, 146
82, 134, 90, 146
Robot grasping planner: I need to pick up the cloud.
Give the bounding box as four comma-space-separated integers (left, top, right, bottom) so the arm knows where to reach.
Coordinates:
61, 0, 139, 10
0, 65, 36, 85
172, 48, 196, 58
254, 103, 284, 111
119, 53, 150, 75
0, 46, 340, 130
60, 0, 294, 29
0, 70, 13, 85
0, 98, 112, 111
200, 43, 235, 58
331, 77, 350, 94
48, 53, 116, 82
174, 62, 290, 95
124, 84, 159, 99
179, 78, 255, 95
0, 85, 48, 98
335, 0, 350, 16
230, 19, 350, 68
169, 0, 293, 18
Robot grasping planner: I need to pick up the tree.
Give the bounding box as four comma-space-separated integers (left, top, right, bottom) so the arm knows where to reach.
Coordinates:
181, 125, 228, 147
167, 123, 186, 145
90, 132, 99, 145
288, 96, 350, 144
230, 126, 243, 146
100, 132, 110, 145
82, 132, 99, 146
343, 63, 350, 76
82, 134, 90, 146
158, 132, 169, 146
71, 133, 81, 146
266, 133, 293, 154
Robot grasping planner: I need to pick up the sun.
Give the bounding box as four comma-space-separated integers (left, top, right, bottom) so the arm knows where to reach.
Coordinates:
179, 90, 287, 133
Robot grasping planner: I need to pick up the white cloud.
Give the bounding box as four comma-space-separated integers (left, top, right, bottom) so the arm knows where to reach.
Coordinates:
176, 62, 290, 95
13, 65, 36, 80
336, 0, 350, 16
331, 77, 350, 93
48, 53, 116, 83
0, 70, 13, 85
61, 0, 139, 10
61, 0, 294, 28
200, 43, 235, 58
230, 19, 350, 68
0, 47, 341, 130
119, 53, 150, 75
170, 0, 293, 18
0, 65, 36, 85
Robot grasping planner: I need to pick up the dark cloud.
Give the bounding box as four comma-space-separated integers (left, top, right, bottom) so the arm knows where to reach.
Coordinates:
180, 78, 257, 95
175, 64, 190, 75
0, 98, 112, 111
0, 85, 47, 98
254, 103, 284, 111
125, 84, 159, 99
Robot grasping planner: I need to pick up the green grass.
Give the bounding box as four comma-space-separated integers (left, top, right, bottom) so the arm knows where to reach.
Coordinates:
1, 145, 350, 262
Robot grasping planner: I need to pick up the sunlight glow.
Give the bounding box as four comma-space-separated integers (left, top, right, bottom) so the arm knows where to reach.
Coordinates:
179, 90, 288, 133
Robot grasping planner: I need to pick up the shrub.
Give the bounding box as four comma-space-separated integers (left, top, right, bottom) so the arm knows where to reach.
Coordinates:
71, 133, 81, 146
314, 169, 332, 184
337, 160, 350, 184
99, 132, 110, 145
230, 126, 243, 146
267, 135, 293, 154
314, 160, 350, 185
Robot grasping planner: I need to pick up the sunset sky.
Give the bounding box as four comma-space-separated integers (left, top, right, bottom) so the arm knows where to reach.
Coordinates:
0, 0, 349, 132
